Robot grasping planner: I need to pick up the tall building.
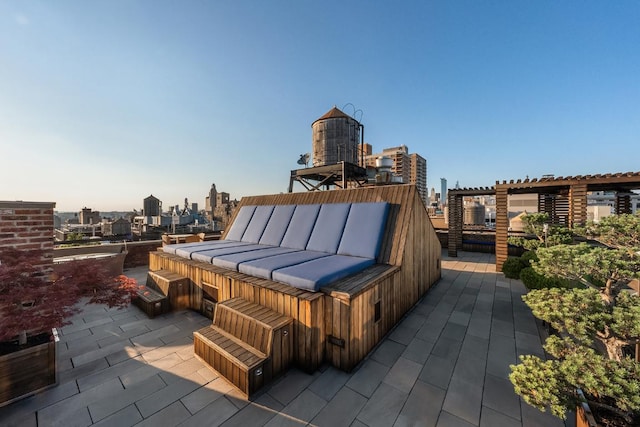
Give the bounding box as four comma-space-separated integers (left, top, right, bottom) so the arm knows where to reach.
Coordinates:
410, 152, 427, 204
365, 145, 428, 204
440, 178, 448, 208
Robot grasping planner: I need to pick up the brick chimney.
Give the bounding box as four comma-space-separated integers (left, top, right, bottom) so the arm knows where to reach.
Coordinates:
0, 201, 56, 274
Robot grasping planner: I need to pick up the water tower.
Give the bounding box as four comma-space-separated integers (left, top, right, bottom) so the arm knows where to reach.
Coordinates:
311, 106, 361, 167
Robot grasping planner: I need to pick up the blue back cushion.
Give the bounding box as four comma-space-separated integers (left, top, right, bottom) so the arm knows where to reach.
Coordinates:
305, 203, 351, 254
280, 204, 321, 250
337, 202, 389, 259
259, 205, 296, 246
225, 206, 256, 241
241, 205, 275, 243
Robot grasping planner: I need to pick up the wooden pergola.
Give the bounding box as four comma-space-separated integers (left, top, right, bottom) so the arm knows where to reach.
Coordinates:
447, 172, 640, 270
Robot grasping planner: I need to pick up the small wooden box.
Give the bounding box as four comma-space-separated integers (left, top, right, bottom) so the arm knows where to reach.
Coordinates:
134, 287, 169, 318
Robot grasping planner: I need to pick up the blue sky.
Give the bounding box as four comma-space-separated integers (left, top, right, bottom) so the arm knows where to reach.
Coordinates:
1, 1, 639, 212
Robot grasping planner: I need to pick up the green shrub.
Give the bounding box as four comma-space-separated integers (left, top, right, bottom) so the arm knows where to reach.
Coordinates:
502, 257, 524, 279
519, 267, 578, 290
520, 250, 538, 266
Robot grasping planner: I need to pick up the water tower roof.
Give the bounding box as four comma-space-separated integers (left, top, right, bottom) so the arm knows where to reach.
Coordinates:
312, 106, 358, 125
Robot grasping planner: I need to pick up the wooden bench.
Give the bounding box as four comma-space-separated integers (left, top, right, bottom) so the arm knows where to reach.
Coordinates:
146, 270, 190, 311
194, 297, 293, 397
133, 286, 169, 318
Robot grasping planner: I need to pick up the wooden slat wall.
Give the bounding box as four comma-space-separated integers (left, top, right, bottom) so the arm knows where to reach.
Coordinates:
323, 188, 442, 371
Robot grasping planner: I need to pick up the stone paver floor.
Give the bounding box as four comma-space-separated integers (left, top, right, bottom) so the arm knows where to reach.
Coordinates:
0, 251, 569, 427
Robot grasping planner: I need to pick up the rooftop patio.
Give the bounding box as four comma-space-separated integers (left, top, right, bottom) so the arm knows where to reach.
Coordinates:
0, 251, 568, 427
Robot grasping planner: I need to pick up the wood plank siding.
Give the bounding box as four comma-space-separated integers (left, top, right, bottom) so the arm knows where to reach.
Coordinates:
149, 184, 441, 372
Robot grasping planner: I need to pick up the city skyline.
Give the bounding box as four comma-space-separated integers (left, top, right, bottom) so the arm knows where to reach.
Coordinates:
1, 1, 639, 211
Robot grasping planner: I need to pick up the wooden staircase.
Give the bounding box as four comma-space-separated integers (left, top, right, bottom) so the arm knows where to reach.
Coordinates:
193, 298, 293, 397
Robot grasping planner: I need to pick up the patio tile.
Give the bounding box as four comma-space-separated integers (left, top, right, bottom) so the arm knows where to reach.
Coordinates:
311, 386, 367, 427
394, 380, 445, 427
383, 357, 422, 394
480, 406, 521, 427
265, 389, 327, 426
419, 354, 455, 390
135, 401, 191, 427
370, 339, 406, 367
308, 366, 350, 401
345, 359, 390, 398
482, 374, 521, 421
219, 393, 282, 427
180, 396, 239, 427
91, 404, 142, 427
356, 382, 407, 427
402, 336, 435, 364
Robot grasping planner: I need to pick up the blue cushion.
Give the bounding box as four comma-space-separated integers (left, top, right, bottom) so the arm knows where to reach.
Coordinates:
271, 255, 375, 291
176, 241, 253, 260
191, 244, 270, 263
280, 204, 321, 250
225, 206, 257, 241
241, 205, 275, 243
163, 240, 239, 255
259, 205, 296, 246
238, 250, 330, 280
337, 202, 389, 259
211, 246, 298, 271
305, 203, 351, 254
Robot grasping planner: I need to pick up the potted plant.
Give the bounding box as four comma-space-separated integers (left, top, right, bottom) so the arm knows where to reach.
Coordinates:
509, 213, 640, 426
0, 247, 137, 407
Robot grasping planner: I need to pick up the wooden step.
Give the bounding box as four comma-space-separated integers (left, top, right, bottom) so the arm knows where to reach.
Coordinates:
194, 298, 294, 397
146, 270, 190, 311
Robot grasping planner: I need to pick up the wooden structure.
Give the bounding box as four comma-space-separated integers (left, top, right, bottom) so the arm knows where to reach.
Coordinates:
133, 285, 170, 318
288, 162, 368, 193
0, 335, 57, 408
146, 270, 191, 311
194, 298, 293, 397
149, 184, 441, 375
447, 172, 640, 271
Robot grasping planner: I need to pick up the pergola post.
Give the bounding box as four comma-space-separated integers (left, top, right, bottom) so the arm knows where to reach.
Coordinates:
569, 184, 588, 228
615, 192, 632, 214
495, 185, 509, 271
447, 192, 462, 257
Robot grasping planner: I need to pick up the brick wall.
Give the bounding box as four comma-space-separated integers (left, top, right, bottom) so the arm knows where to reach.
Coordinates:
0, 201, 56, 273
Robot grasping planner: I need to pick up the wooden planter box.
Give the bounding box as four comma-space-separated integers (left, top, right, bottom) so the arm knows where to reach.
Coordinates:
0, 331, 58, 407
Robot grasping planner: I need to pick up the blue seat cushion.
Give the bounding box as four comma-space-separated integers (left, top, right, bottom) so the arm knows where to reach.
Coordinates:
176, 241, 253, 260
259, 205, 296, 246
271, 255, 375, 292
241, 205, 275, 243
190, 244, 268, 263
224, 206, 257, 241
238, 250, 330, 280
305, 203, 351, 254
337, 202, 389, 259
163, 240, 240, 255
211, 246, 298, 271
280, 204, 321, 250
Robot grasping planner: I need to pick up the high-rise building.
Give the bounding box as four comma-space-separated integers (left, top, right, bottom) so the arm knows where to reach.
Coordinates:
410, 153, 427, 204
365, 145, 427, 204
440, 178, 448, 208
